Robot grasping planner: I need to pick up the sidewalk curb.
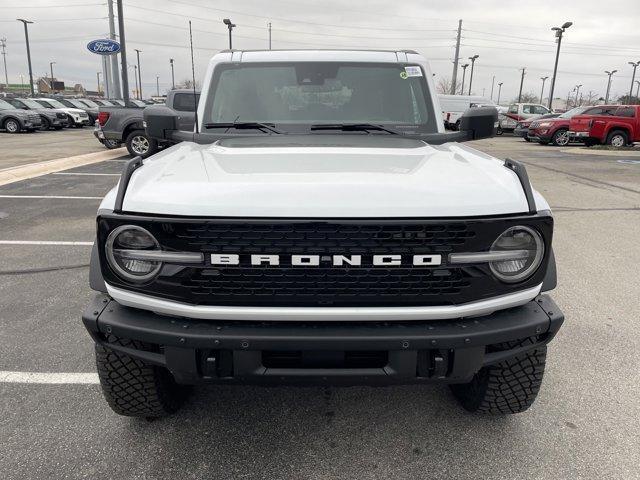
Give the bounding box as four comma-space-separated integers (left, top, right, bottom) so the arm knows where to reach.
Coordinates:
0, 148, 127, 186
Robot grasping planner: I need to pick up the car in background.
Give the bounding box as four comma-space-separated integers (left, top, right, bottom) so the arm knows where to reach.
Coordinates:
506, 103, 552, 121
57, 98, 99, 123
94, 89, 200, 156
34, 98, 90, 127
513, 113, 560, 141
6, 97, 69, 130
110, 99, 126, 107
438, 94, 495, 130
528, 106, 602, 146
0, 98, 42, 133
569, 105, 640, 147
92, 99, 119, 107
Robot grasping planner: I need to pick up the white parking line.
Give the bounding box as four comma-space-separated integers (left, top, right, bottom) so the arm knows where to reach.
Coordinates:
53, 172, 120, 176
0, 195, 102, 200
0, 240, 93, 246
0, 371, 99, 384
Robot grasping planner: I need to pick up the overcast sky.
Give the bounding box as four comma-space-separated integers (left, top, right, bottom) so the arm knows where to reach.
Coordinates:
2, 0, 640, 102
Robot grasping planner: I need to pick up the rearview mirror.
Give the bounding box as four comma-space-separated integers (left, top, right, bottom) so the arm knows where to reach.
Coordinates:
459, 106, 498, 140
144, 105, 178, 141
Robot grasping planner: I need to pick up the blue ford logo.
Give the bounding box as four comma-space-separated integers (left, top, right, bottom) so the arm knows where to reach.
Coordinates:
87, 39, 121, 55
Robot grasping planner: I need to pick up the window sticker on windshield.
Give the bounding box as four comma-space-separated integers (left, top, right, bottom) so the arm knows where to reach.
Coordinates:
403, 66, 422, 77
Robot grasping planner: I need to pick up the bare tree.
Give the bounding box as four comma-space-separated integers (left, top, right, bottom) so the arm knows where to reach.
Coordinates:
435, 76, 462, 95
511, 92, 538, 103
176, 78, 201, 89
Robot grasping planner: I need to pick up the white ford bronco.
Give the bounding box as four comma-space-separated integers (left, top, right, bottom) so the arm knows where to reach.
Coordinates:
83, 50, 562, 417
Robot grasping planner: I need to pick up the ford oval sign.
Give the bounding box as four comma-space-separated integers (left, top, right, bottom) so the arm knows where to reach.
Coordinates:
87, 39, 121, 55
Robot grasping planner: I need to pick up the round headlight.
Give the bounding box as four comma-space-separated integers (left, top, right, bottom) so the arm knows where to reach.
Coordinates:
105, 225, 162, 282
489, 226, 544, 283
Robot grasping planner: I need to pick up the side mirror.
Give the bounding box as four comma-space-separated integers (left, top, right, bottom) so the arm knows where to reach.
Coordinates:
144, 105, 178, 140
459, 106, 498, 140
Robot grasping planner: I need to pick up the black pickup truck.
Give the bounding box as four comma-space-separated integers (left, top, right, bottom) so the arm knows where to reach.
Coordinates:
94, 90, 200, 157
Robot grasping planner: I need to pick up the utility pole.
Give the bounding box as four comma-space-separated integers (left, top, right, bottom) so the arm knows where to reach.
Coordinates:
49, 61, 55, 92
490, 75, 495, 101
460, 63, 469, 95
517, 67, 526, 103
497, 82, 503, 105
540, 76, 548, 104
169, 58, 175, 89
116, 0, 129, 105
548, 21, 573, 110
450, 19, 462, 95
156, 75, 159, 96
468, 54, 479, 95
0, 38, 8, 88
17, 19, 34, 96
107, 0, 121, 98
268, 22, 272, 50
134, 48, 142, 99
628, 61, 640, 103
604, 70, 617, 104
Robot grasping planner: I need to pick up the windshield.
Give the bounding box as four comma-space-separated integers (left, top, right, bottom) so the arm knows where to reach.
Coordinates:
98, 100, 114, 106
80, 99, 100, 108
66, 99, 88, 109
20, 99, 44, 109
0, 99, 17, 110
205, 62, 436, 133
40, 99, 66, 109
130, 99, 146, 107
559, 107, 589, 119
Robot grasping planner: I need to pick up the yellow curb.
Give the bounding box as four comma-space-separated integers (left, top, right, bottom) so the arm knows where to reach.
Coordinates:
0, 148, 127, 186
559, 147, 640, 157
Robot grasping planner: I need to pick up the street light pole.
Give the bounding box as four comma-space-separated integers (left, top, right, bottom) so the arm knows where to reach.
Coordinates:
16, 19, 35, 96
540, 76, 548, 104
223, 18, 236, 49
132, 64, 139, 99
460, 63, 469, 95
518, 67, 526, 103
1, 38, 8, 88
497, 82, 503, 105
604, 70, 617, 104
97, 71, 102, 95
156, 75, 159, 96
635, 80, 640, 102
134, 48, 142, 99
468, 54, 479, 95
574, 84, 582, 106
49, 61, 56, 92
628, 61, 640, 103
548, 21, 572, 110
169, 58, 175, 89
490, 75, 495, 101
268, 22, 272, 50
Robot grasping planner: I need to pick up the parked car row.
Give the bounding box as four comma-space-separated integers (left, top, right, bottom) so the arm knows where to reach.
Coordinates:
512, 105, 640, 147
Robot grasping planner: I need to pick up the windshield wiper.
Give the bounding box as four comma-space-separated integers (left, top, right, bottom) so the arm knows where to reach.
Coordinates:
203, 122, 283, 134
310, 123, 403, 135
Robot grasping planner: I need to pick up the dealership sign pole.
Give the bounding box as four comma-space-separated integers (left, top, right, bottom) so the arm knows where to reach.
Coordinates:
87, 39, 120, 99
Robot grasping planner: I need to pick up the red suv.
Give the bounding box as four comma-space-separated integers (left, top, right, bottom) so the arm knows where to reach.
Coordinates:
569, 105, 640, 147
528, 106, 603, 146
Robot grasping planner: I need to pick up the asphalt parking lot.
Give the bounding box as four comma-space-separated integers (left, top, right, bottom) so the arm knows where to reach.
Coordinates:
1, 131, 639, 479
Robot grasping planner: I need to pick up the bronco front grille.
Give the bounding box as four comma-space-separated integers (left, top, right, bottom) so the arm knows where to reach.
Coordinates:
98, 216, 553, 308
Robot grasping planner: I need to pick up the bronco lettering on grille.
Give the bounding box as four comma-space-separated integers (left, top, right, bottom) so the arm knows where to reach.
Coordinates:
210, 254, 442, 267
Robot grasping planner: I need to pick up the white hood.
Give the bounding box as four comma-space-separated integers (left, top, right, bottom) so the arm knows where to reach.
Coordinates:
107, 137, 546, 218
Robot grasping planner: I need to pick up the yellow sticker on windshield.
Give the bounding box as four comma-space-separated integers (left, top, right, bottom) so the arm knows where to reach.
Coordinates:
400, 71, 408, 79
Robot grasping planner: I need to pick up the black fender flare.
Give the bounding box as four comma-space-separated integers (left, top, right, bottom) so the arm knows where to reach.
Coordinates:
89, 241, 107, 293
541, 248, 557, 292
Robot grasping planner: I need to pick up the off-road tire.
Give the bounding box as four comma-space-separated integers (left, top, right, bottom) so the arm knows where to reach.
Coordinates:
551, 128, 570, 146
606, 130, 628, 148
125, 129, 158, 158
95, 335, 189, 418
450, 337, 547, 414
4, 118, 21, 133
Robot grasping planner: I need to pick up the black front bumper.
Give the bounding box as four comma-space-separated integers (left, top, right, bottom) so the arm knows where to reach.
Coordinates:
83, 294, 563, 386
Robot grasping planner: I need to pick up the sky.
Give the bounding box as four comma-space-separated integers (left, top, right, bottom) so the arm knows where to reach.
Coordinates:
1, 0, 640, 103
